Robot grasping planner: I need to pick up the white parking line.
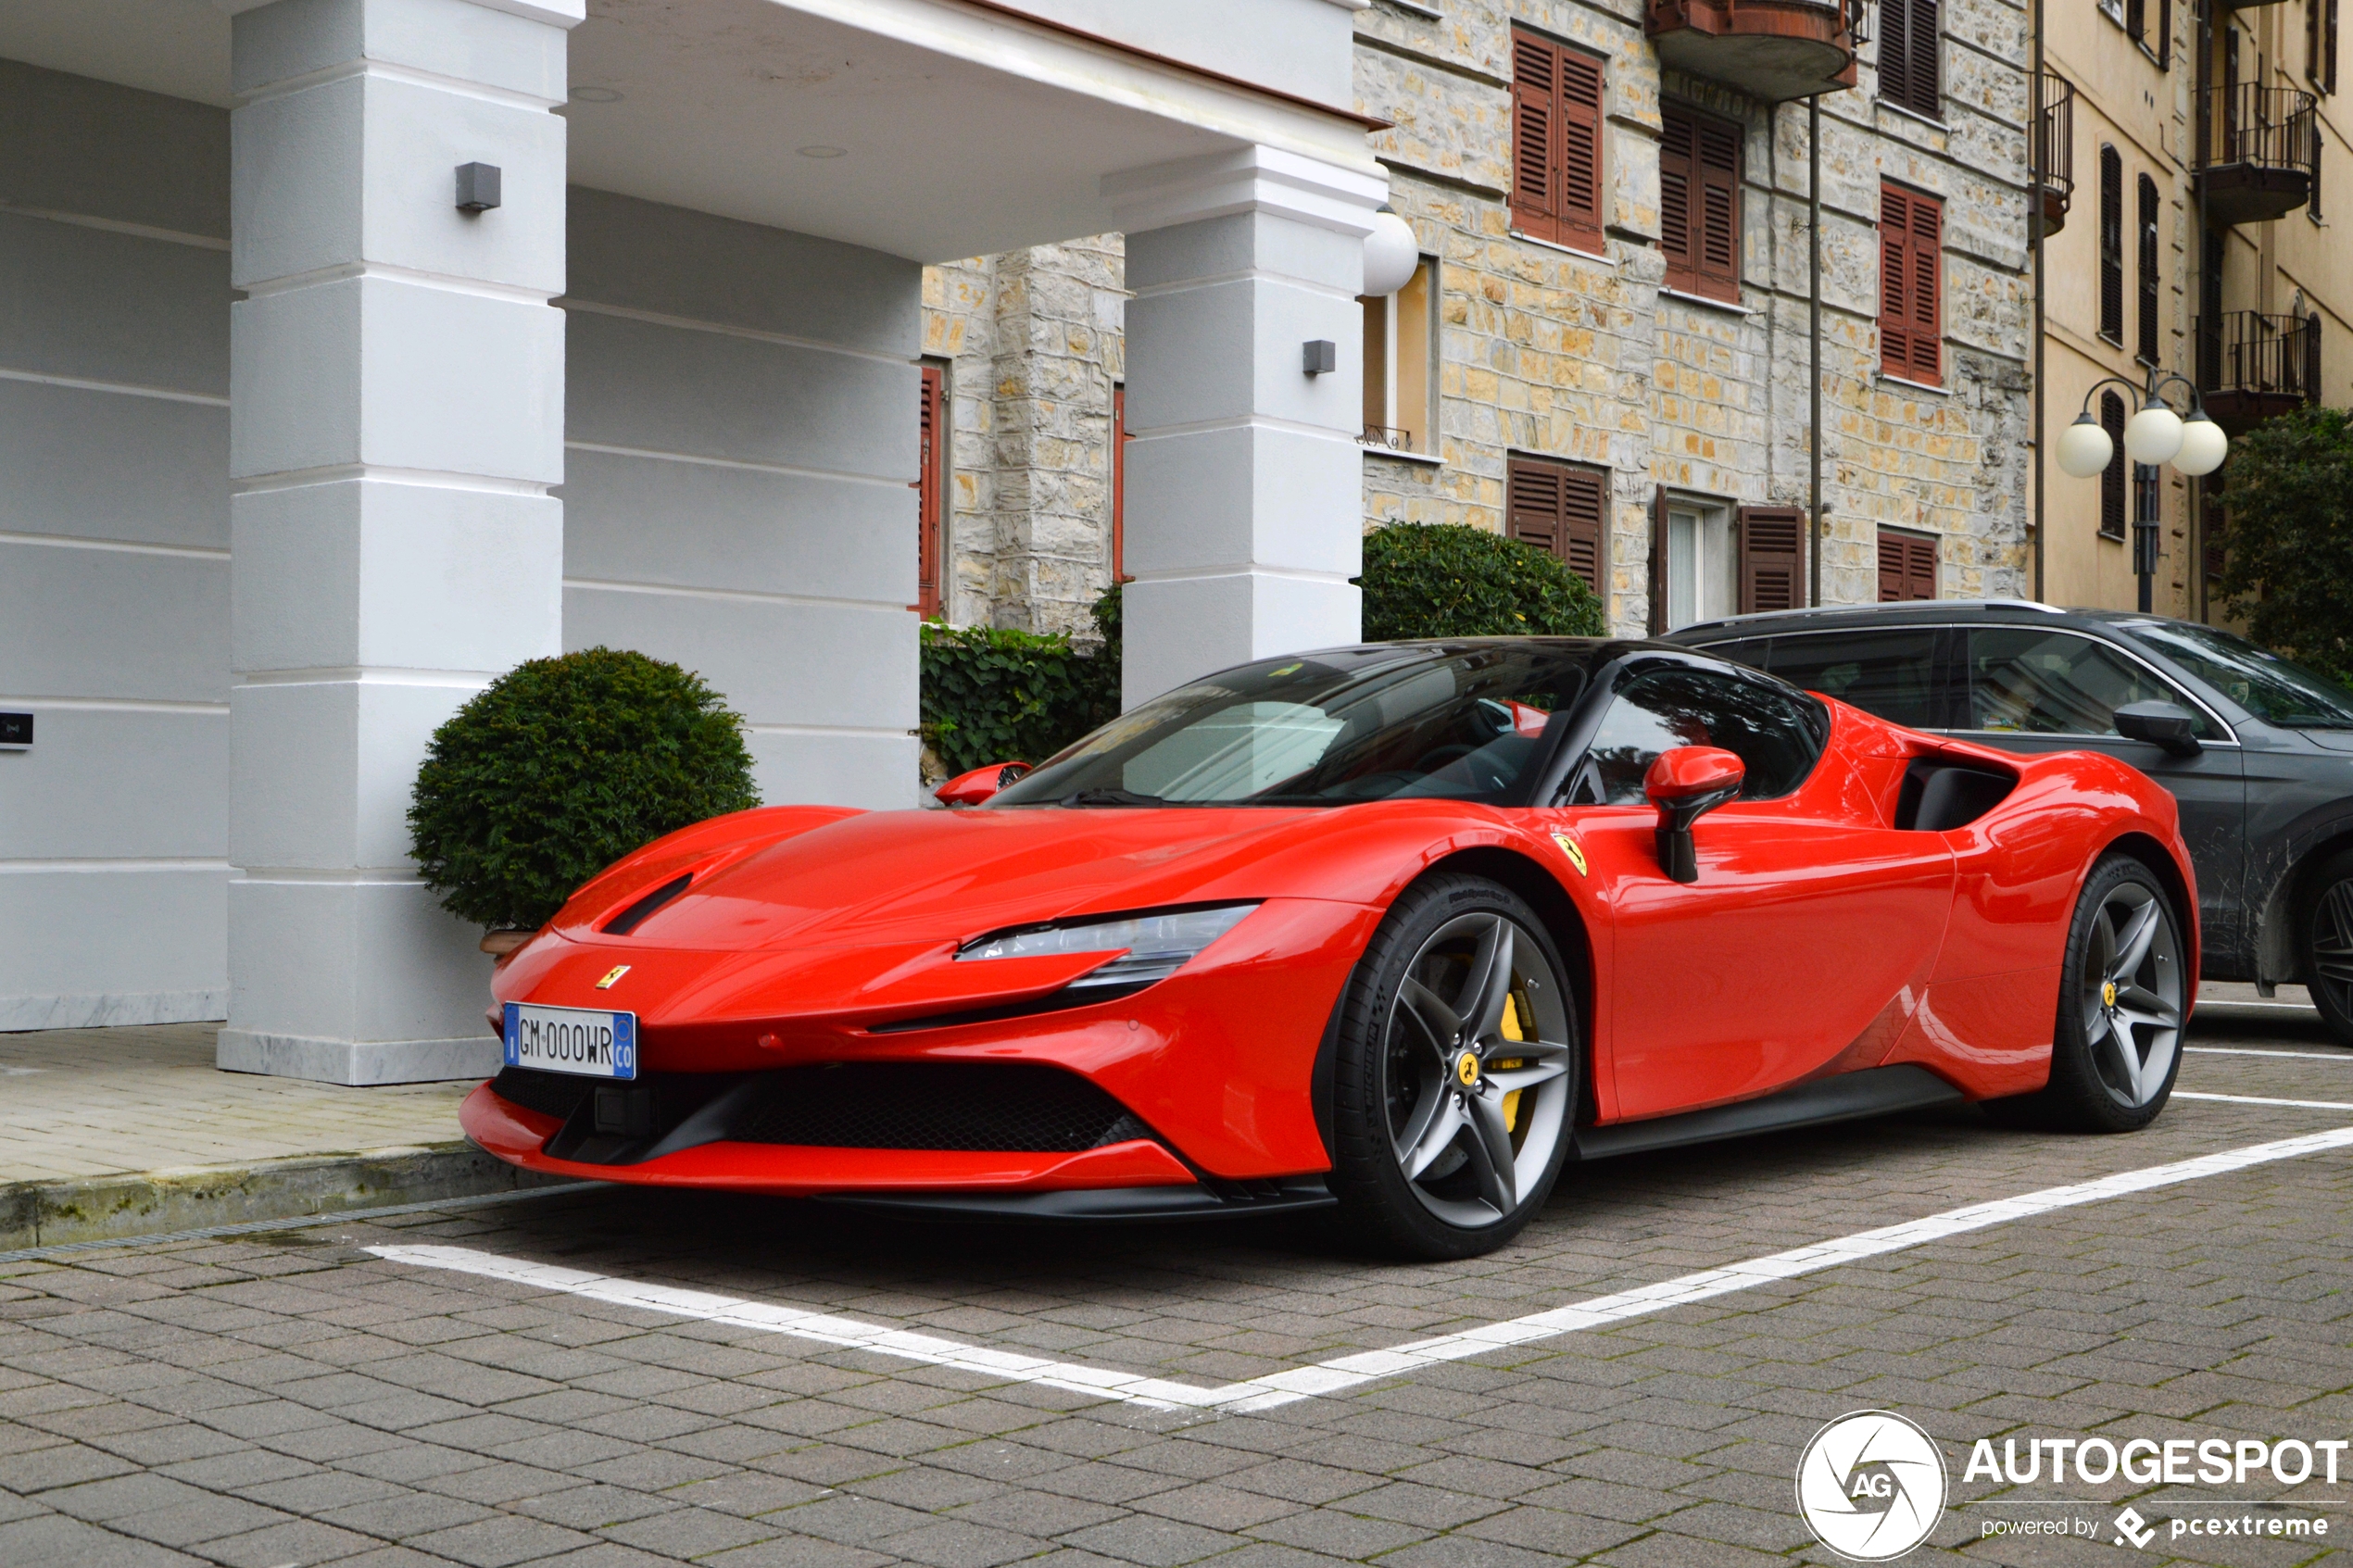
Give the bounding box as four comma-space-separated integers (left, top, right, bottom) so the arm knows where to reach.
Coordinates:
2173, 1090, 2353, 1111
371, 1122, 2353, 1415
2187, 1047, 2353, 1062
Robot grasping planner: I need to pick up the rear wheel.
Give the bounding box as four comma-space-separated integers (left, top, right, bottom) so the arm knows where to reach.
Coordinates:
1327, 875, 1579, 1259
1995, 853, 2185, 1132
2296, 849, 2353, 1047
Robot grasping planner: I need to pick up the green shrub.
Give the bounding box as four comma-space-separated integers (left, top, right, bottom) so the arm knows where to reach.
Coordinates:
409, 648, 760, 931
920, 584, 1123, 777
2213, 407, 2353, 685
1359, 522, 1606, 641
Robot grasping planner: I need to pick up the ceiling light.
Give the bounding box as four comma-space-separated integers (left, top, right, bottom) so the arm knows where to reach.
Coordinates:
798, 145, 848, 158
570, 86, 623, 103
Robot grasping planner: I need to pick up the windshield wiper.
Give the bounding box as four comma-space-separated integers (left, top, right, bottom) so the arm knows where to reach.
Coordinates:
1060, 787, 1168, 808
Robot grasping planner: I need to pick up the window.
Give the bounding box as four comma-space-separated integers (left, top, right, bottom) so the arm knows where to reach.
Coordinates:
2098, 145, 2123, 345
2123, 0, 2171, 66
2312, 0, 2339, 94
1880, 183, 1944, 384
1111, 383, 1127, 583
2136, 173, 2160, 364
1660, 104, 1741, 302
1767, 629, 1947, 731
1567, 666, 1825, 805
1360, 257, 1438, 456
2117, 618, 2353, 728
2100, 390, 2128, 540
1511, 28, 1605, 254
1967, 629, 2212, 737
1507, 455, 1604, 593
917, 362, 946, 619
1877, 527, 1939, 600
1659, 498, 1737, 630
1879, 0, 1941, 118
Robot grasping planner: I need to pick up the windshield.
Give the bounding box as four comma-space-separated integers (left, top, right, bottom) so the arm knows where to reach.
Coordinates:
2115, 620, 2353, 731
992, 646, 1593, 808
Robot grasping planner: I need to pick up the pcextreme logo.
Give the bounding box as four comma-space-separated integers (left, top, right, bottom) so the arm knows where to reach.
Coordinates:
1796, 1411, 1948, 1562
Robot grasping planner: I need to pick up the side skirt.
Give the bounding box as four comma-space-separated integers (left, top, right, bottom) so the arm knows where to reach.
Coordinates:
1572, 1065, 1965, 1161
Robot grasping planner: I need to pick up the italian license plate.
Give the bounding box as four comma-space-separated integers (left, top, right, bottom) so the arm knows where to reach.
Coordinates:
503, 1003, 637, 1080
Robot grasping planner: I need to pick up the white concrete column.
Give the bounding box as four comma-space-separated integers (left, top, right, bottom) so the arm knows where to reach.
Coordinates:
1104, 146, 1387, 708
219, 0, 576, 1084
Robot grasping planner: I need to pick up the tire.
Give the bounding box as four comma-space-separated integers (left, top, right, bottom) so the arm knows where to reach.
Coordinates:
1994, 853, 2187, 1133
1326, 874, 1580, 1259
2296, 848, 2353, 1047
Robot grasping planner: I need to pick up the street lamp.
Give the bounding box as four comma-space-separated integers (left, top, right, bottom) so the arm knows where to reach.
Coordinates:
2056, 371, 2228, 611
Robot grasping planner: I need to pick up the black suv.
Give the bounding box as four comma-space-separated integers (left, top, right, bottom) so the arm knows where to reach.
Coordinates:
1667, 601, 2353, 1044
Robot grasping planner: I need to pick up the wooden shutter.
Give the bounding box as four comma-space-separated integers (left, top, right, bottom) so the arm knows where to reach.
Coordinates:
1510, 29, 1605, 254
917, 363, 943, 618
1660, 106, 1694, 293
2099, 391, 2128, 539
2309, 312, 2324, 402
1881, 0, 1940, 116
1696, 116, 1741, 302
2137, 174, 2160, 363
1880, 184, 1942, 383
1876, 530, 1938, 601
2331, 0, 2340, 94
1738, 508, 1803, 614
2158, 0, 2171, 69
1648, 487, 1669, 635
1506, 455, 1604, 592
1111, 383, 1127, 583
2099, 146, 2122, 343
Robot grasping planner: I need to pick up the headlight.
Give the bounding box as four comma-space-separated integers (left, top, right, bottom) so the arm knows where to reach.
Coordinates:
956, 904, 1258, 991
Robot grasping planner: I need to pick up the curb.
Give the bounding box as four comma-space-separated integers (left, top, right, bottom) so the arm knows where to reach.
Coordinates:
0, 1144, 579, 1250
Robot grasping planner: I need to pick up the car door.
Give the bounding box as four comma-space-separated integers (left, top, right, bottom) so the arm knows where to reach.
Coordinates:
1558, 661, 1955, 1122
1956, 626, 2246, 966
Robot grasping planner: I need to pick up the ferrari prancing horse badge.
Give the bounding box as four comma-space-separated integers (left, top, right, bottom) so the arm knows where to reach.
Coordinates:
1551, 831, 1589, 876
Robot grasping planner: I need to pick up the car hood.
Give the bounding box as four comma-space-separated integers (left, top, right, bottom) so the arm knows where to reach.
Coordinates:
552, 805, 1335, 954
2295, 729, 2353, 753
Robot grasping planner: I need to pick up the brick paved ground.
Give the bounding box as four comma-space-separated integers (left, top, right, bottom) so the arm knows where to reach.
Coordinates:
0, 1026, 470, 1185
2, 1005, 2348, 1566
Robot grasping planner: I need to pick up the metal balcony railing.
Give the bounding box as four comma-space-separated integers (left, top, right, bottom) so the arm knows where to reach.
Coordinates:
2196, 84, 2319, 224
2196, 310, 2321, 432
2032, 70, 2076, 236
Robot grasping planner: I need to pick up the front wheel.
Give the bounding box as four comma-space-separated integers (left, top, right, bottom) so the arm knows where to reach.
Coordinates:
1995, 853, 2186, 1132
2296, 848, 2353, 1047
1326, 875, 1580, 1259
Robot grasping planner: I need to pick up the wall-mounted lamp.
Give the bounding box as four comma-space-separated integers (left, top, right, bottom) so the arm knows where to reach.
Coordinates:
2057, 370, 2226, 612
455, 163, 501, 213
1302, 339, 1337, 376
1362, 205, 1419, 297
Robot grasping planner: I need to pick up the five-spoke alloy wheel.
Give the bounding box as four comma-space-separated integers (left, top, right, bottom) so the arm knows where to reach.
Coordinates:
1995, 853, 2185, 1132
1328, 875, 1579, 1258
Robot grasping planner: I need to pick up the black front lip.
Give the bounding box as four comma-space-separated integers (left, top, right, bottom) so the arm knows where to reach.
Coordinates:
812, 1175, 1335, 1222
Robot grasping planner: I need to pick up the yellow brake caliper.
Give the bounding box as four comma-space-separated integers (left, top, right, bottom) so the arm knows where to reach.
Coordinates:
1493, 992, 1528, 1135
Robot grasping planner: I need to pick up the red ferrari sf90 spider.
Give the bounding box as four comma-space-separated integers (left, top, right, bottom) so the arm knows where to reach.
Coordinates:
469, 640, 2196, 1258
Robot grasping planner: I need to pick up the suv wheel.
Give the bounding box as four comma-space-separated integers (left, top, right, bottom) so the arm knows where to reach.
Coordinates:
2298, 848, 2353, 1047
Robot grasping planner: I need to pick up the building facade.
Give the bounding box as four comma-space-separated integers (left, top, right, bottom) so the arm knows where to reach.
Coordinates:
2039, 0, 2353, 615
927, 0, 2036, 639
0, 0, 1385, 1079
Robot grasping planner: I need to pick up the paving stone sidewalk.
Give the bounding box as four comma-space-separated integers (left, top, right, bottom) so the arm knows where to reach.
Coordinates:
0, 999, 2347, 1565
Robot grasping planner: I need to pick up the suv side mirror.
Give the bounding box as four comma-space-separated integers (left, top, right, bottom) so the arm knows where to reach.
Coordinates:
1644, 746, 1746, 884
935, 761, 1032, 807
2114, 701, 2203, 757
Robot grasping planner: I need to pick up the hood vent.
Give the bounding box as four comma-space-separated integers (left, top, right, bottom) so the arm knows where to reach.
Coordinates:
602, 872, 693, 935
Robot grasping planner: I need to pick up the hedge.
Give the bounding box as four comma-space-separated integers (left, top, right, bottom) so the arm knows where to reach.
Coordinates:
920, 585, 1121, 777
1359, 522, 1606, 640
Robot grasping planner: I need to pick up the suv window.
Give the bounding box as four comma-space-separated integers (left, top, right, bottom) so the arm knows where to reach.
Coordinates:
1764, 628, 1944, 730
2114, 620, 2353, 731
1968, 628, 2212, 738
1567, 667, 1826, 805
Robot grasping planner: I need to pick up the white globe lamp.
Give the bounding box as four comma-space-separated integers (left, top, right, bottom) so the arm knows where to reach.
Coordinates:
1362, 207, 1420, 297
2123, 403, 2185, 465
2057, 411, 2115, 478
2174, 411, 2230, 476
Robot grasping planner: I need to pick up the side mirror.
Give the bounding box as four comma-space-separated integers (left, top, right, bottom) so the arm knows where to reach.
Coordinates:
935, 760, 1032, 807
2114, 700, 2203, 757
1643, 746, 1746, 884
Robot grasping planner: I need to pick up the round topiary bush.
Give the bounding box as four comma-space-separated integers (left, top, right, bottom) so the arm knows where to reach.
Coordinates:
1359, 523, 1606, 641
409, 647, 761, 932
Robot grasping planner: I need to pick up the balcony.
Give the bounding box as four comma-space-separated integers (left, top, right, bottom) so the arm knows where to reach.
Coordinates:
2196, 84, 2318, 225
2196, 311, 2319, 433
2032, 70, 2075, 236
1645, 0, 1858, 103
